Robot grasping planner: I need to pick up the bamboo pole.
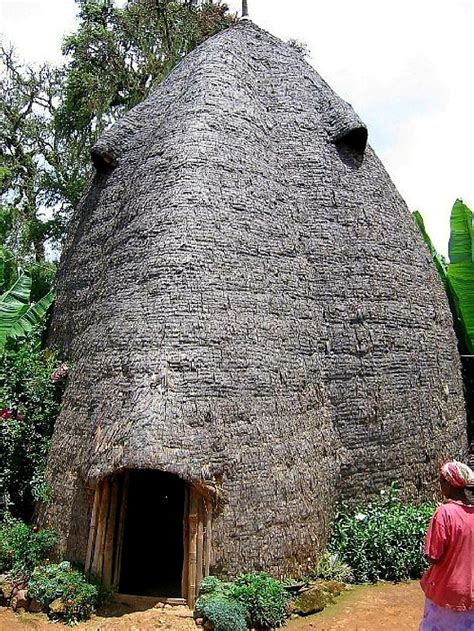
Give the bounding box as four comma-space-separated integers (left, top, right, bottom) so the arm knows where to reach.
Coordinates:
102, 477, 119, 587
195, 495, 204, 594
92, 478, 110, 578
203, 498, 212, 577
112, 472, 129, 590
85, 484, 102, 575
187, 489, 199, 607
181, 486, 190, 601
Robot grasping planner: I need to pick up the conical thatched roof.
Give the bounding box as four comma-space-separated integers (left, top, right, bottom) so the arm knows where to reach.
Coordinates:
43, 20, 466, 580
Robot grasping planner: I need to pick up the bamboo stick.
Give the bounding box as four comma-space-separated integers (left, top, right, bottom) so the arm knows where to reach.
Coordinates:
204, 498, 212, 577
92, 478, 110, 579
195, 495, 204, 594
85, 485, 101, 575
103, 477, 119, 587
187, 489, 199, 607
181, 486, 189, 600
113, 472, 129, 590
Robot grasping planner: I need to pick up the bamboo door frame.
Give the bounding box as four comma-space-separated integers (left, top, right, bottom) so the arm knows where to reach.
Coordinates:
85, 472, 129, 591
182, 484, 213, 607
85, 472, 213, 607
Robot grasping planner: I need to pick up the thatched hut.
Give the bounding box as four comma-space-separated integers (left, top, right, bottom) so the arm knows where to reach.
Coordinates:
43, 20, 466, 604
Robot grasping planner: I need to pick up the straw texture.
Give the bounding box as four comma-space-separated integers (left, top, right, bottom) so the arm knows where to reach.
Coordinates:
42, 20, 466, 578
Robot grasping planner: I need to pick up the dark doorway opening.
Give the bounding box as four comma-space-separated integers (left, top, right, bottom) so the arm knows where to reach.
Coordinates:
119, 470, 185, 597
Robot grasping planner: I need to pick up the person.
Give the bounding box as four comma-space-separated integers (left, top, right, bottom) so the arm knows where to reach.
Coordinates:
420, 460, 474, 630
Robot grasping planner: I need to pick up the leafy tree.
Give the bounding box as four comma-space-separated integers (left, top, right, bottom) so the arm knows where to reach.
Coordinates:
59, 0, 235, 134
1, 49, 69, 261
0, 1, 235, 262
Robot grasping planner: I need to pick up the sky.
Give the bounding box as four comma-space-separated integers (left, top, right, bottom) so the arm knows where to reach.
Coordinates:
1, 0, 473, 255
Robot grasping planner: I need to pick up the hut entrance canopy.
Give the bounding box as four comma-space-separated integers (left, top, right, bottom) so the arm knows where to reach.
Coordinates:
85, 470, 212, 606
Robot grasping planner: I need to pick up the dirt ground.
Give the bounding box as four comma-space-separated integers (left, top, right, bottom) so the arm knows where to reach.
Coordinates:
0, 602, 196, 631
0, 581, 424, 630
287, 580, 424, 630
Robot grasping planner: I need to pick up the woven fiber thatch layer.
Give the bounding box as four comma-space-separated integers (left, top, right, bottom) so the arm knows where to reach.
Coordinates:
42, 20, 466, 579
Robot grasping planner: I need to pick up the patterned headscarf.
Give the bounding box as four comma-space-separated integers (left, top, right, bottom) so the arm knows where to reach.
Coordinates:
440, 460, 474, 489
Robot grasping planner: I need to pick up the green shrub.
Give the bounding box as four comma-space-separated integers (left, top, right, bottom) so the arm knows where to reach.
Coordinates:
0, 335, 65, 520
195, 576, 231, 618
198, 575, 228, 596
312, 551, 354, 584
329, 483, 435, 583
0, 519, 56, 579
196, 594, 247, 631
28, 561, 103, 625
230, 572, 289, 629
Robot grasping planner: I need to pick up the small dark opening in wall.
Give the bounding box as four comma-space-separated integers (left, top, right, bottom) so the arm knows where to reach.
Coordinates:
91, 149, 118, 174
335, 126, 368, 168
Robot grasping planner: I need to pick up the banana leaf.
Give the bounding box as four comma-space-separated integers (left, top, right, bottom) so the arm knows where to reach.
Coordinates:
413, 210, 447, 283
449, 199, 473, 264
0, 272, 54, 351
414, 202, 474, 355
447, 263, 474, 355
447, 200, 474, 354
17, 290, 54, 334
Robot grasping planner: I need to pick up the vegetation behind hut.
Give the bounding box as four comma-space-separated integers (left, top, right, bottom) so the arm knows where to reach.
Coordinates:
0, 0, 235, 263
414, 199, 474, 440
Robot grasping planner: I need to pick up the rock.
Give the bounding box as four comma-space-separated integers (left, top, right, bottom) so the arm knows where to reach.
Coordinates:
29, 598, 43, 613
49, 597, 66, 614
0, 575, 9, 606
11, 589, 30, 612
11, 581, 28, 598
0, 577, 14, 603
195, 618, 204, 626
291, 581, 337, 616
203, 621, 214, 631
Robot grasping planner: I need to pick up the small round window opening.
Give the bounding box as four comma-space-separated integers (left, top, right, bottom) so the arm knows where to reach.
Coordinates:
91, 149, 118, 175
335, 126, 368, 168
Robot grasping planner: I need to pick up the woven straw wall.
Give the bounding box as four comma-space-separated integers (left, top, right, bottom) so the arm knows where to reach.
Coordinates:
42, 21, 466, 578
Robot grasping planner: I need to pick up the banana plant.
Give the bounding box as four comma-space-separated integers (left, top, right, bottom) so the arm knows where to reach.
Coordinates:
447, 200, 474, 355
0, 251, 54, 351
414, 199, 474, 355
412, 210, 448, 284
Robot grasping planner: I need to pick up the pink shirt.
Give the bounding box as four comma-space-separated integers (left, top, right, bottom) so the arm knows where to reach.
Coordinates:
421, 500, 474, 610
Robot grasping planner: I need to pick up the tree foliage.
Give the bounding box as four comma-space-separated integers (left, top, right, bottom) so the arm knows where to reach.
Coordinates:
0, 48, 77, 261
60, 0, 235, 134
0, 0, 234, 262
